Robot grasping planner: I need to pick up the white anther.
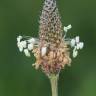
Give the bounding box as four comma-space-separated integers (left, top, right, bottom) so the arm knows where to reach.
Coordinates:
71, 39, 76, 47
73, 49, 78, 58
17, 42, 23, 52
20, 41, 27, 48
17, 36, 22, 42
67, 24, 72, 29
28, 38, 36, 44
24, 49, 30, 57
79, 42, 84, 49
75, 36, 80, 43
64, 24, 72, 32
28, 43, 34, 51
41, 47, 47, 56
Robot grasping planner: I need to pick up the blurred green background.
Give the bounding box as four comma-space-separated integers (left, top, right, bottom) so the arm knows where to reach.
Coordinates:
0, 0, 96, 96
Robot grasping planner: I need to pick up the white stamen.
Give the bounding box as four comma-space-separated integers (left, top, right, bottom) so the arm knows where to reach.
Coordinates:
28, 43, 34, 51
17, 42, 23, 52
73, 49, 78, 58
64, 27, 68, 32
79, 42, 84, 49
71, 39, 75, 47
67, 24, 72, 29
76, 42, 84, 50
64, 24, 72, 32
20, 41, 27, 48
75, 36, 80, 43
17, 36, 22, 42
17, 42, 20, 48
24, 49, 30, 57
28, 38, 36, 44
17, 40, 27, 52
41, 47, 47, 56
19, 47, 23, 52
76, 43, 80, 50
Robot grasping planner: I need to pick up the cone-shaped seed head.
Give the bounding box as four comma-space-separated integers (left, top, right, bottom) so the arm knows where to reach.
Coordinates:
39, 0, 63, 45
33, 0, 71, 76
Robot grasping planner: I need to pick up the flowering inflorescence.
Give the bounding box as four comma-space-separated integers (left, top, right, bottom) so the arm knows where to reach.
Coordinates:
17, 0, 84, 76
17, 25, 84, 58
17, 24, 84, 75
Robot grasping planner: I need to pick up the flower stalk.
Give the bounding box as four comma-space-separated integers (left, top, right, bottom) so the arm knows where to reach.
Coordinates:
49, 74, 59, 96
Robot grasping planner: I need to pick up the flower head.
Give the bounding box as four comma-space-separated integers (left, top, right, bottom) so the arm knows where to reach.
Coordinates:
17, 0, 84, 76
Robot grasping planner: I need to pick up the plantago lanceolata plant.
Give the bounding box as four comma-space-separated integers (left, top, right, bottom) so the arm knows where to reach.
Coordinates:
17, 0, 84, 96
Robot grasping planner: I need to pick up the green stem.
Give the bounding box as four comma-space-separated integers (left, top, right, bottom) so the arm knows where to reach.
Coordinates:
49, 74, 59, 96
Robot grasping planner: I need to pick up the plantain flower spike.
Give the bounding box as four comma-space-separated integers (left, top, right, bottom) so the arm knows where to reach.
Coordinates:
17, 0, 84, 76
35, 0, 70, 75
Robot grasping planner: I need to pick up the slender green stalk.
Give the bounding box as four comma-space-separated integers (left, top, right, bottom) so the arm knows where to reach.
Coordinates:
49, 74, 59, 96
